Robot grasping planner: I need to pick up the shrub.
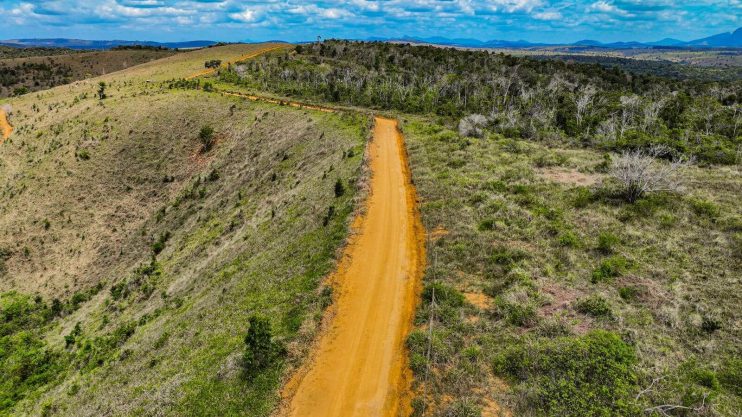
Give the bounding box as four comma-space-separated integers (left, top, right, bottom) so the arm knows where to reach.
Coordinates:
243, 315, 282, 376
572, 186, 593, 208
198, 126, 215, 152
609, 146, 687, 203
493, 331, 639, 417
334, 179, 345, 197
592, 256, 629, 283
151, 232, 171, 255
558, 230, 580, 247
597, 231, 620, 254
491, 246, 530, 273
458, 114, 488, 138
689, 197, 719, 219
618, 286, 638, 301
421, 282, 464, 309
576, 295, 613, 318
496, 297, 538, 327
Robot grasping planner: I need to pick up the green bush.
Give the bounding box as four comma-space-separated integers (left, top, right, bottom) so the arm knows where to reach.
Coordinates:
576, 295, 613, 318
334, 179, 345, 197
198, 126, 215, 152
496, 297, 538, 327
421, 282, 465, 309
592, 256, 630, 283
493, 331, 639, 417
618, 286, 639, 301
243, 315, 283, 377
689, 197, 720, 219
491, 246, 530, 273
597, 231, 620, 254
558, 230, 580, 247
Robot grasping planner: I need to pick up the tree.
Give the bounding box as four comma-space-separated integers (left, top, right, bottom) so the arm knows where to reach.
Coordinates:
334, 179, 345, 197
97, 82, 107, 100
575, 84, 597, 127
243, 315, 278, 375
609, 146, 688, 203
198, 126, 215, 152
458, 114, 487, 138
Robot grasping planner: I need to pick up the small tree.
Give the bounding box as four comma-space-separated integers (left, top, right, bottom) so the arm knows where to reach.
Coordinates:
199, 126, 215, 152
334, 179, 345, 197
244, 315, 276, 375
97, 82, 107, 100
458, 114, 487, 138
609, 146, 688, 203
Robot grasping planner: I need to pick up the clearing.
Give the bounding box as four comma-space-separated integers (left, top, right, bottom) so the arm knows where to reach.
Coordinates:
282, 117, 425, 417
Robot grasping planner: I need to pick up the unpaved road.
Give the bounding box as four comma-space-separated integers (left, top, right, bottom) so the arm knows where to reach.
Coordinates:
283, 117, 425, 417
185, 44, 290, 80
0, 109, 11, 142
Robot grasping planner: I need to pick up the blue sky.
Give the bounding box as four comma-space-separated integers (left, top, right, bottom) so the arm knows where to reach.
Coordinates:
0, 1, 740, 43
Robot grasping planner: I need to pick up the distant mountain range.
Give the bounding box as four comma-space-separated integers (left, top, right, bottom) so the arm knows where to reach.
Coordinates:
373, 27, 742, 49
1, 27, 740, 50
0, 38, 218, 50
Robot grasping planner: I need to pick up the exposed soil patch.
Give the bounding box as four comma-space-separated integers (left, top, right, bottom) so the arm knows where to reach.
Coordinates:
537, 167, 602, 186
0, 108, 11, 142
281, 117, 425, 417
464, 291, 492, 310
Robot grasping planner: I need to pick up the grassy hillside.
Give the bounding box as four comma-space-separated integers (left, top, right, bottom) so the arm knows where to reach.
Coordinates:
0, 44, 370, 416
402, 118, 741, 416
0, 48, 176, 98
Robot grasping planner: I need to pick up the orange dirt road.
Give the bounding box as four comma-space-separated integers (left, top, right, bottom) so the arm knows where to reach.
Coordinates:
0, 109, 12, 142
282, 117, 425, 417
185, 44, 290, 80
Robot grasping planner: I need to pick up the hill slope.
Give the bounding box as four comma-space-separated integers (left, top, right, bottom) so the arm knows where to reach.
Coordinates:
0, 44, 370, 416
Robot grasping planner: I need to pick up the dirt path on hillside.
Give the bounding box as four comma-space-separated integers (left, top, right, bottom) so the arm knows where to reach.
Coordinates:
185, 44, 290, 80
221, 91, 336, 112
0, 109, 12, 143
281, 117, 425, 417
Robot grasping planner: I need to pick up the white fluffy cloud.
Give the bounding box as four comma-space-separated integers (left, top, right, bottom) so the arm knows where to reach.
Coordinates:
0, 0, 738, 43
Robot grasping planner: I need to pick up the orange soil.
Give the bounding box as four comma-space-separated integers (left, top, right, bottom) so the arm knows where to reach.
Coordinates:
184, 44, 290, 80
281, 117, 425, 417
0, 109, 12, 143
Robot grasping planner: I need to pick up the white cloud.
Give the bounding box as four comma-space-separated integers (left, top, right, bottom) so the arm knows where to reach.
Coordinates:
534, 10, 563, 20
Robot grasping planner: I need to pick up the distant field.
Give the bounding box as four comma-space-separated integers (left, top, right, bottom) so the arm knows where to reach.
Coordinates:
490, 47, 742, 81
0, 48, 177, 97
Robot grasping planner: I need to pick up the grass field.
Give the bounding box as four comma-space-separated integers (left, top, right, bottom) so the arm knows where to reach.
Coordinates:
401, 116, 741, 416
0, 44, 371, 416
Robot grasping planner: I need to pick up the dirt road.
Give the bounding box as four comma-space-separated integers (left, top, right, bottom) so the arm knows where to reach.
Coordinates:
282, 117, 425, 417
185, 44, 290, 80
0, 109, 12, 142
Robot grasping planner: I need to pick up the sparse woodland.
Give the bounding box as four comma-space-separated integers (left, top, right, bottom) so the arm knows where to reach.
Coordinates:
222, 40, 741, 164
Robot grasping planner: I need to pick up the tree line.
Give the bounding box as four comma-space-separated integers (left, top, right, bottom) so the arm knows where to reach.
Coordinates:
220, 40, 741, 164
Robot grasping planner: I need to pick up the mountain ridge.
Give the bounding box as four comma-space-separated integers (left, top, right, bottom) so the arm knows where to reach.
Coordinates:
1, 27, 740, 50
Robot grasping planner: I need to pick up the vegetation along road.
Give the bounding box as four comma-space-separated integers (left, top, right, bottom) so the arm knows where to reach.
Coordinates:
282, 117, 425, 417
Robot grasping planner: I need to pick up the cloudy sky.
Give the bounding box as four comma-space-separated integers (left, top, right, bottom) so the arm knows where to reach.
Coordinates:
1, 1, 740, 43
